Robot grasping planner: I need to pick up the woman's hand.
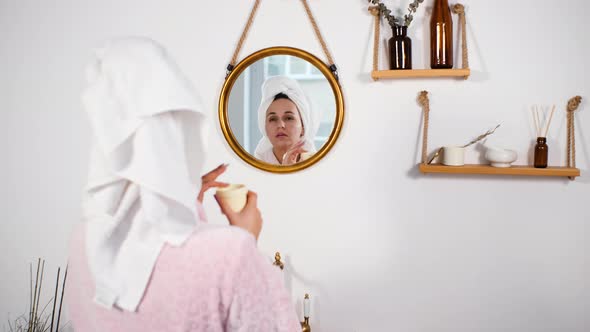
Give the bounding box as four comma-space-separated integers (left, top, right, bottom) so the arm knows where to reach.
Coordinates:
281, 140, 307, 165
197, 164, 229, 203
215, 191, 263, 241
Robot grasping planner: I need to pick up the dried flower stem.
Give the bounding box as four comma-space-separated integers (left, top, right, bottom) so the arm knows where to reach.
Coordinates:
34, 260, 45, 330
10, 260, 68, 332
30, 258, 41, 332
50, 267, 60, 332
461, 124, 501, 148
55, 265, 68, 332
29, 263, 33, 329
368, 0, 424, 27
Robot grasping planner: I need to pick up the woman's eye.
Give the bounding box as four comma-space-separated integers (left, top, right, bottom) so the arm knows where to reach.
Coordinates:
268, 117, 277, 122
286, 116, 294, 121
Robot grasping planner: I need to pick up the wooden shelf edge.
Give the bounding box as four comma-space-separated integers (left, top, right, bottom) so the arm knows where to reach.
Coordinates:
372, 68, 471, 80
418, 164, 580, 178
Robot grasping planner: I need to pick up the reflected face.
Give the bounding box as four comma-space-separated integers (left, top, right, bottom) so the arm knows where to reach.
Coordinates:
265, 98, 304, 150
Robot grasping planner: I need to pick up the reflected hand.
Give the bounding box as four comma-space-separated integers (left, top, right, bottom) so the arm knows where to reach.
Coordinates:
197, 164, 229, 203
215, 191, 263, 241
281, 141, 308, 165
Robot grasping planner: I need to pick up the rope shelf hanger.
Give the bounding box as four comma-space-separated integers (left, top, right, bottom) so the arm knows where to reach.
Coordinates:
566, 96, 583, 180
417, 91, 431, 164
368, 3, 470, 80
452, 4, 469, 71
226, 0, 339, 80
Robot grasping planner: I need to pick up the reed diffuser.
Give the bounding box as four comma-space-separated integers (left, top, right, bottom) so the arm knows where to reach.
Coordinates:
532, 105, 555, 168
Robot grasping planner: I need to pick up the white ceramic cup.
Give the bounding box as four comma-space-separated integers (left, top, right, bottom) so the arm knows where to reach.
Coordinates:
442, 146, 465, 166
216, 184, 248, 212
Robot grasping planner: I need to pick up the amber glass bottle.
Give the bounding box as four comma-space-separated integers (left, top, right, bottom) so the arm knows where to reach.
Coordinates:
389, 26, 412, 70
534, 137, 548, 168
430, 0, 453, 68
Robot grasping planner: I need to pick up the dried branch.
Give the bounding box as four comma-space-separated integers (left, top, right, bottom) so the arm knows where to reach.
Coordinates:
461, 124, 501, 148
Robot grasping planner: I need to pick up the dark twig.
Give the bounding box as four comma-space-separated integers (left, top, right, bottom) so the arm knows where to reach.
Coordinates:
33, 260, 45, 331
29, 259, 41, 332
28, 263, 33, 331
55, 265, 67, 332
50, 268, 60, 332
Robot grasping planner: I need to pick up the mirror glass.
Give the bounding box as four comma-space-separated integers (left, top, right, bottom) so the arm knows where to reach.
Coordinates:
219, 47, 343, 173
228, 55, 336, 165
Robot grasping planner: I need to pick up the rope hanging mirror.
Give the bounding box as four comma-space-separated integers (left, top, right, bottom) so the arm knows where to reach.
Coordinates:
219, 0, 345, 174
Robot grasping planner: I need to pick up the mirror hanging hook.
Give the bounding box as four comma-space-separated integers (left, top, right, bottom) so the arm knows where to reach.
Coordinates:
329, 64, 339, 81
225, 64, 236, 79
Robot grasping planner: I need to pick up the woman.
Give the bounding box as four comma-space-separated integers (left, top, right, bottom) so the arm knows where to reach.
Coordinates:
67, 37, 300, 331
254, 76, 320, 165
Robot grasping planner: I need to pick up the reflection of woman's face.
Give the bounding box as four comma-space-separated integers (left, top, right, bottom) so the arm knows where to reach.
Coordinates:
265, 98, 304, 150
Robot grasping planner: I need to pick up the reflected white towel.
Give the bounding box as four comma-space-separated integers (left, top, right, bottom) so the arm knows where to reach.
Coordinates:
254, 76, 320, 164
81, 37, 207, 311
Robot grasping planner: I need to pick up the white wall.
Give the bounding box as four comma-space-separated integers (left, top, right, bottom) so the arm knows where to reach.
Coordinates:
1, 1, 589, 331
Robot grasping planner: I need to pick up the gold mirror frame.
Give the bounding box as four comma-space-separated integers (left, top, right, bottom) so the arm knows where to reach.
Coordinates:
219, 46, 344, 173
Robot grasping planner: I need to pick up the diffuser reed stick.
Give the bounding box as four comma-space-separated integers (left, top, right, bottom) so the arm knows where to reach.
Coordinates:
533, 105, 541, 137
532, 105, 555, 137
543, 105, 555, 137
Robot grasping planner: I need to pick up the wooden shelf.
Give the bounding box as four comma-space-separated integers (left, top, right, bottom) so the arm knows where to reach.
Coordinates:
419, 164, 580, 178
372, 69, 471, 80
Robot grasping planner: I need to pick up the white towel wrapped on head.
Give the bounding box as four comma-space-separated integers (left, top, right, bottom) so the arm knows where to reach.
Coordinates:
82, 36, 207, 311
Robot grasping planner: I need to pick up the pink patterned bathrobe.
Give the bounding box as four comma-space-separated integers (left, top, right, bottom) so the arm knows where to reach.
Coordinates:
67, 212, 301, 332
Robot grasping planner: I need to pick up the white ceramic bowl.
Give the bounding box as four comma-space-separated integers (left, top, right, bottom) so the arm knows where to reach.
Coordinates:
485, 147, 518, 168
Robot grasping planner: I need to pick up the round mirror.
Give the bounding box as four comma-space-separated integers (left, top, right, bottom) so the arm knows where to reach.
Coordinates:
219, 47, 344, 173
